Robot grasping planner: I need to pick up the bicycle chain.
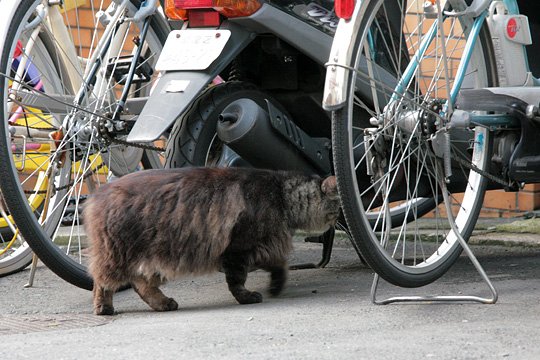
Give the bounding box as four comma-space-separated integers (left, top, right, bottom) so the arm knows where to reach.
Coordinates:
99, 128, 165, 152
11, 121, 166, 152
100, 131, 166, 152
451, 153, 513, 188
96, 118, 166, 152
17, 120, 164, 195
99, 134, 515, 188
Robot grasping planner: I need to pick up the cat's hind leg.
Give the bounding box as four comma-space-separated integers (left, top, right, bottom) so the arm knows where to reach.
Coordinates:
93, 285, 115, 315
131, 275, 178, 312
223, 256, 263, 304
266, 264, 288, 296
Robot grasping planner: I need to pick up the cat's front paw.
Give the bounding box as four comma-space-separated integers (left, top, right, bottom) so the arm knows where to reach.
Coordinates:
155, 297, 179, 312
94, 304, 115, 316
237, 291, 263, 305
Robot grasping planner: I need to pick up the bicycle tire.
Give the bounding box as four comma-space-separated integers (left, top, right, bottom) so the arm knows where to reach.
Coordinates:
0, 25, 66, 279
331, 0, 497, 287
0, 0, 169, 290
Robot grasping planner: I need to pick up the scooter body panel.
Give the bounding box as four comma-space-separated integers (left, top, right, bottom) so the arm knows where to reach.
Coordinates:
127, 21, 254, 142
231, 4, 333, 66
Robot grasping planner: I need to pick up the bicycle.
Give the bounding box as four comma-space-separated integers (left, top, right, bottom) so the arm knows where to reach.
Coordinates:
323, 0, 539, 288
0, 0, 170, 289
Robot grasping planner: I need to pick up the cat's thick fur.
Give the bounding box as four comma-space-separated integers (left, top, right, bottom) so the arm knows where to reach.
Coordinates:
84, 167, 340, 315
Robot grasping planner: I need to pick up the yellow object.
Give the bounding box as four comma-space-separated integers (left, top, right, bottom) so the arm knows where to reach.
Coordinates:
0, 229, 19, 256
60, 0, 88, 13
0, 171, 47, 240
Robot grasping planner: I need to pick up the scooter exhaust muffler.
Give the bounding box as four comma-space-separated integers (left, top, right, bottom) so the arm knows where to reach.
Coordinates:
217, 98, 331, 175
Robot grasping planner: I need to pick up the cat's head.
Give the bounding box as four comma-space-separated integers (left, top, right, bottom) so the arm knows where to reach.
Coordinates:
285, 174, 341, 234
319, 175, 341, 226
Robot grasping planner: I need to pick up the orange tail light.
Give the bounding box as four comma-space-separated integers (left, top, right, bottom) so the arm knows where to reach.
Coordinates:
169, 0, 261, 19
212, 0, 262, 18
164, 0, 188, 20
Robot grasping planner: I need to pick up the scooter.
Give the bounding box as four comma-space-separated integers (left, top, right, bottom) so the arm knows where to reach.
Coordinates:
128, 0, 343, 174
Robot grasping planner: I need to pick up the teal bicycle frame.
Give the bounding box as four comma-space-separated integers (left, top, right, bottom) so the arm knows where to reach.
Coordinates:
390, 0, 536, 130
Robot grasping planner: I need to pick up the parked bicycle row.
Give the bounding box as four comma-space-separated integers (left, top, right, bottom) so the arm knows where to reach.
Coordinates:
1, 0, 539, 300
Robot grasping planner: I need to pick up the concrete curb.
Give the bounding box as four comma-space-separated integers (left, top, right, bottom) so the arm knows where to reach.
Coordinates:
330, 217, 540, 249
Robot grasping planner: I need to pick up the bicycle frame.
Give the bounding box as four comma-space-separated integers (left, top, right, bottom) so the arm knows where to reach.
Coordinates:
324, 0, 540, 191
323, 0, 538, 127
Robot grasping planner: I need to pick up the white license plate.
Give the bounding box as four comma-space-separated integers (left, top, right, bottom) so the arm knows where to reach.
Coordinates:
155, 29, 232, 71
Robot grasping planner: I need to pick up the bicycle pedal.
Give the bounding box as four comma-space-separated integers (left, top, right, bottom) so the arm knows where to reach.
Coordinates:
106, 55, 153, 85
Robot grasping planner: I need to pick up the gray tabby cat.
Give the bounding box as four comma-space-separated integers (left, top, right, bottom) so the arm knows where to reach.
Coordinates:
84, 167, 340, 315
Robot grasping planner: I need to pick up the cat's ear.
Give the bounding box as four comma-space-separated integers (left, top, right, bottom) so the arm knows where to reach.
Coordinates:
321, 176, 338, 199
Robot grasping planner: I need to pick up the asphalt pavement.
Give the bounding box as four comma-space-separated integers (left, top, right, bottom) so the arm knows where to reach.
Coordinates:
1, 218, 540, 359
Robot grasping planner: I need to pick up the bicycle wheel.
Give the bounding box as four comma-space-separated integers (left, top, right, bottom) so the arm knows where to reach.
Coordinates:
331, 0, 497, 287
0, 0, 169, 289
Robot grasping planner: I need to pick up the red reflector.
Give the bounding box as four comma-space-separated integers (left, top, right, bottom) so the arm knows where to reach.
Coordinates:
174, 0, 213, 9
13, 40, 23, 58
335, 0, 354, 20
188, 9, 221, 27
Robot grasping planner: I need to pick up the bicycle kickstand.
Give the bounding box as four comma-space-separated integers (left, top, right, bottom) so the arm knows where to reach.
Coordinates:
24, 253, 39, 288
371, 177, 498, 305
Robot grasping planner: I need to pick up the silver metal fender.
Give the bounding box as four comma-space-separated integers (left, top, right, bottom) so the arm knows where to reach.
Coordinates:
322, 1, 372, 111
127, 21, 254, 142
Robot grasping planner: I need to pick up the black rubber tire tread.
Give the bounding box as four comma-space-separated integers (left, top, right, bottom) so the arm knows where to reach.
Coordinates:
332, 2, 496, 288
165, 81, 270, 168
0, 0, 169, 290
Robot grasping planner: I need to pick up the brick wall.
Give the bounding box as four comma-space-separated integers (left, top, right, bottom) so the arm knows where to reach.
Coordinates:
480, 186, 540, 217
63, 0, 135, 58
